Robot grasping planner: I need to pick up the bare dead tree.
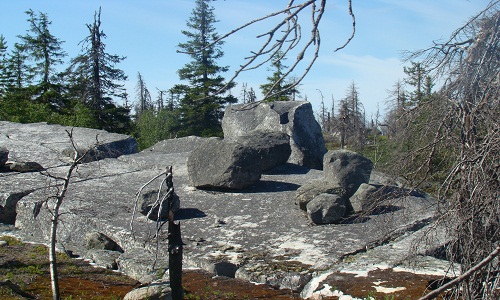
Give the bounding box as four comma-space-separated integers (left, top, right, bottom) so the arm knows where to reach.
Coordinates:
178, 0, 355, 101
400, 1, 500, 298
130, 166, 183, 299
33, 129, 96, 300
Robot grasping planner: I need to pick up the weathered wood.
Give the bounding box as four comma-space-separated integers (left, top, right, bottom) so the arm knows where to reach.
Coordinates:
168, 220, 183, 300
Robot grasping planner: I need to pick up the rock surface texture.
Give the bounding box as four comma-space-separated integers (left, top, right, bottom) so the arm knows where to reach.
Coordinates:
187, 138, 262, 189
0, 121, 450, 297
222, 101, 326, 169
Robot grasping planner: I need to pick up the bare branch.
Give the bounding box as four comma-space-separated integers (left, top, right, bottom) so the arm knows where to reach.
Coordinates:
179, 0, 355, 100
419, 245, 500, 300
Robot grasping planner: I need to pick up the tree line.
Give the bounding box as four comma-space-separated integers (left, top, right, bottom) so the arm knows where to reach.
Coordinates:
0, 8, 131, 134
0, 1, 304, 150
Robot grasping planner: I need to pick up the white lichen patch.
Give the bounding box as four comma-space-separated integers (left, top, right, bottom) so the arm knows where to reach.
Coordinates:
275, 236, 326, 266
300, 271, 334, 298
372, 285, 406, 293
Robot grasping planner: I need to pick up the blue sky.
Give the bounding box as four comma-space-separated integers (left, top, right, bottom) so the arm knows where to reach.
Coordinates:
0, 0, 491, 119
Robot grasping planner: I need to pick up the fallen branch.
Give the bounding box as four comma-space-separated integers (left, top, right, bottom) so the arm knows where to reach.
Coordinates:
419, 245, 500, 300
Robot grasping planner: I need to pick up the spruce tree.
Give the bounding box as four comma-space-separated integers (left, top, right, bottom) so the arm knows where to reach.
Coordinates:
175, 0, 237, 137
0, 35, 8, 97
260, 51, 298, 101
67, 8, 131, 133
18, 10, 67, 109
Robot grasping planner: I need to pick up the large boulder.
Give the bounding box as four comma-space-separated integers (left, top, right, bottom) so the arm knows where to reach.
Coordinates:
0, 147, 8, 167
306, 193, 347, 224
187, 138, 261, 189
235, 130, 291, 171
323, 150, 373, 198
222, 101, 326, 169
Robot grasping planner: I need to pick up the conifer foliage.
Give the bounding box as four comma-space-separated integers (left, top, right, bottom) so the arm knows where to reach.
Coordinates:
66, 7, 131, 133
174, 0, 237, 137
0, 8, 131, 133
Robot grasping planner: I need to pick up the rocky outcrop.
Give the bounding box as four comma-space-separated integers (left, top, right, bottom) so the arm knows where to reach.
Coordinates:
323, 150, 373, 198
0, 121, 137, 168
187, 138, 261, 189
222, 101, 326, 169
1, 121, 448, 296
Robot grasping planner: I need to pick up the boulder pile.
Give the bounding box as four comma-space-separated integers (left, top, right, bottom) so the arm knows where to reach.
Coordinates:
295, 149, 374, 224
187, 101, 324, 190
222, 101, 326, 169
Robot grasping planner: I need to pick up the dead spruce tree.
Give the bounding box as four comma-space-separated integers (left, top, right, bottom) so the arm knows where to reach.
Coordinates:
33, 129, 97, 300
130, 166, 183, 300
398, 1, 499, 299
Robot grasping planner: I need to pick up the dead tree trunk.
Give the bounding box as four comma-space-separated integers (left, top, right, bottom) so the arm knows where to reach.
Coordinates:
168, 220, 183, 300
165, 166, 183, 300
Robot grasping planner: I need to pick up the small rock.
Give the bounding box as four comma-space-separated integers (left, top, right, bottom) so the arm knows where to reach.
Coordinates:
85, 231, 121, 251
0, 147, 8, 167
86, 249, 121, 270
117, 248, 167, 283
9, 161, 44, 172
349, 183, 380, 213
123, 281, 172, 300
295, 180, 346, 211
0, 240, 7, 247
138, 190, 180, 221
307, 193, 347, 224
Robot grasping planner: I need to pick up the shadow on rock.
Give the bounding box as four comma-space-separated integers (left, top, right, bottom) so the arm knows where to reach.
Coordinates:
263, 163, 311, 175
175, 208, 207, 220
369, 205, 403, 215
340, 215, 371, 224
245, 180, 301, 193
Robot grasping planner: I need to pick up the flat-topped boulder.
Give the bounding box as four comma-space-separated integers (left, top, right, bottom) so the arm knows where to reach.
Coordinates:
222, 101, 327, 169
0, 121, 137, 168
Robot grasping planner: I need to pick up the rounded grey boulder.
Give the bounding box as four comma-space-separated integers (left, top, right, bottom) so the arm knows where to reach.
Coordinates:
323, 150, 373, 198
306, 193, 347, 224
